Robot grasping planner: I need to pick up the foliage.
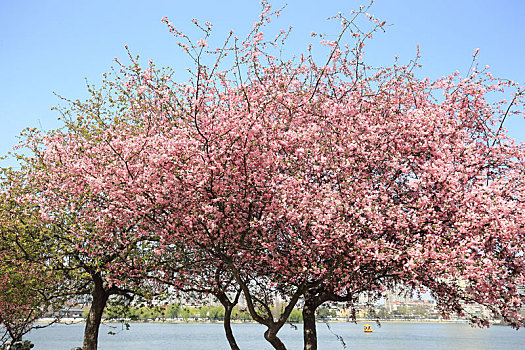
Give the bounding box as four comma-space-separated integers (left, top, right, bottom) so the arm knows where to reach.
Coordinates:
316, 307, 336, 320
104, 303, 255, 322
0, 190, 61, 344
288, 309, 303, 323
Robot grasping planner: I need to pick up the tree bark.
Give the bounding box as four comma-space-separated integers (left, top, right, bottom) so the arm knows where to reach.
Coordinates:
223, 304, 240, 350
302, 288, 356, 350
82, 275, 109, 350
229, 267, 308, 350
302, 301, 318, 350
264, 327, 287, 350
215, 289, 241, 350
302, 289, 331, 350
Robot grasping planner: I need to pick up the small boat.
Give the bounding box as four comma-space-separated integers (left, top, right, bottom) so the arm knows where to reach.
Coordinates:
364, 324, 373, 333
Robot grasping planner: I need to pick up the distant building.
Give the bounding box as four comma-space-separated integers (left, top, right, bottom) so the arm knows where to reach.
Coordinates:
57, 309, 84, 318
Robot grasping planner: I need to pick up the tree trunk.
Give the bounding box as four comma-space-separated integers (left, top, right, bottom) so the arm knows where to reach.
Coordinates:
230, 269, 306, 350
302, 288, 355, 350
223, 304, 240, 350
303, 302, 317, 350
264, 327, 287, 350
215, 290, 241, 350
82, 276, 109, 350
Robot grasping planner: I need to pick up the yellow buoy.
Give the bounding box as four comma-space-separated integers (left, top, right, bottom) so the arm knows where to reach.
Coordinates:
364, 324, 373, 333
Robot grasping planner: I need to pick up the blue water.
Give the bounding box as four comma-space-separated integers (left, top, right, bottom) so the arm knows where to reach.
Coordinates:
25, 322, 525, 349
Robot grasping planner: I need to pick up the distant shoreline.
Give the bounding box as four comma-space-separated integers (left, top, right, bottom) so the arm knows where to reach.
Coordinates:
37, 318, 503, 325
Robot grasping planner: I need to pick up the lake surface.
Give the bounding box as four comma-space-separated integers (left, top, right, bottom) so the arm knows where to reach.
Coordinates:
26, 321, 525, 349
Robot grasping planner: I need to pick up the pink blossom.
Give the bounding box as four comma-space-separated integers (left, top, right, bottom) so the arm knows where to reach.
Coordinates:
197, 38, 208, 47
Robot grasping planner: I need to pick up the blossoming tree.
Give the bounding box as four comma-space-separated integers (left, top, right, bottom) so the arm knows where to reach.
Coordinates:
0, 185, 62, 345
148, 4, 525, 349
6, 1, 525, 350
12, 113, 166, 350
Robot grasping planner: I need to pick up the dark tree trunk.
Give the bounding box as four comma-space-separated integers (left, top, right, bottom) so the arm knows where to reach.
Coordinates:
264, 327, 287, 350
230, 269, 307, 350
302, 301, 318, 350
216, 290, 241, 350
302, 288, 333, 350
82, 275, 109, 350
223, 304, 240, 350
302, 288, 355, 350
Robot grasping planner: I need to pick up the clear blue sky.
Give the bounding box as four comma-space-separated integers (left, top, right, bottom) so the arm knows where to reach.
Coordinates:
1, 0, 524, 167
